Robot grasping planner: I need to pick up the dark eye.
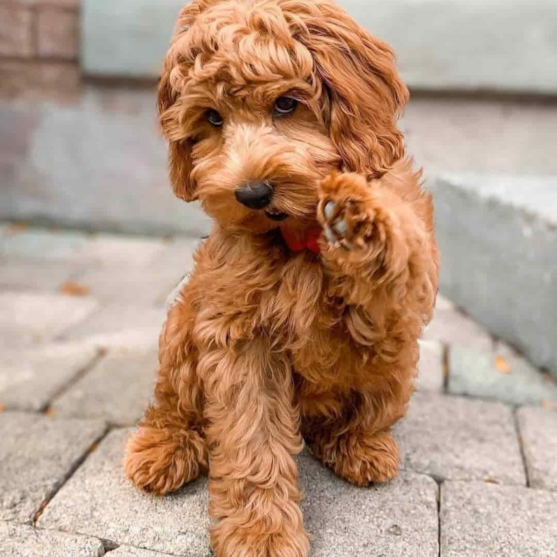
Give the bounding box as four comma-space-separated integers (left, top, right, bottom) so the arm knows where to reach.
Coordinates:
206, 109, 223, 127
274, 97, 298, 116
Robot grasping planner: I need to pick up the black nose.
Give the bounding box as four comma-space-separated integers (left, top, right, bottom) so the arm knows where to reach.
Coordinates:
234, 182, 273, 210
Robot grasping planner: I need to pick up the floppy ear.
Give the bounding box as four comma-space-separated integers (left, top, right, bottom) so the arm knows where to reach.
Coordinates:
293, 3, 409, 178
158, 71, 196, 202
157, 0, 213, 202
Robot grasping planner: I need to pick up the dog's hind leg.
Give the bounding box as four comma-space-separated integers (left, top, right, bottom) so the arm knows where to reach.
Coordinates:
124, 293, 207, 495
301, 351, 414, 486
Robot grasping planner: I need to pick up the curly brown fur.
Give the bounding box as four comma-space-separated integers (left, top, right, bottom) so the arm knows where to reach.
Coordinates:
124, 1, 439, 555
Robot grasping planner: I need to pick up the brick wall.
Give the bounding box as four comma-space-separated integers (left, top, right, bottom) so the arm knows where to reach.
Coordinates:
0, 0, 81, 101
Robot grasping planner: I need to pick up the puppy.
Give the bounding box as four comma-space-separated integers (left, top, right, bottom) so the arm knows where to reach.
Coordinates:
125, 0, 439, 555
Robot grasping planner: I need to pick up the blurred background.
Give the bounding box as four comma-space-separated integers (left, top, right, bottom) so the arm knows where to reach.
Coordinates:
1, 0, 556, 369
1, 1, 557, 553
2, 0, 557, 234
1, 0, 555, 375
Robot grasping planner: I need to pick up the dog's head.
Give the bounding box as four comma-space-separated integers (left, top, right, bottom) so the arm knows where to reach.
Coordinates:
159, 0, 408, 233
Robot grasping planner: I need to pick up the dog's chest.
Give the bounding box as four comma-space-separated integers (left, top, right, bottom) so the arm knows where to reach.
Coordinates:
197, 253, 362, 375
258, 259, 362, 374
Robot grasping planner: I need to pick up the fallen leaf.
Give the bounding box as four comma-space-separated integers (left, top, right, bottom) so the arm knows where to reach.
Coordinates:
494, 355, 511, 374
33, 499, 49, 524
541, 398, 557, 411
60, 281, 91, 297
44, 407, 57, 417
442, 361, 449, 378
6, 222, 29, 235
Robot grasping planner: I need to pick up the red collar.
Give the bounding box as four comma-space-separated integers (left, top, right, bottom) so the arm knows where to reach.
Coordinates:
280, 227, 321, 254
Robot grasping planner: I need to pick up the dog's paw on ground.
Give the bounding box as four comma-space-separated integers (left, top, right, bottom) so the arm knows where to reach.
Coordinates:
211, 522, 310, 557
308, 430, 399, 486
124, 428, 206, 495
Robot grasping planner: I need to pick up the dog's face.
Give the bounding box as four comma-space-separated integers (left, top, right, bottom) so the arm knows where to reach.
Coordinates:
159, 0, 408, 233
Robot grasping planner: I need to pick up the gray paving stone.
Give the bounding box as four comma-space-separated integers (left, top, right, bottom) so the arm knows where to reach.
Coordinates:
150, 238, 200, 275
441, 481, 557, 557
53, 349, 158, 426
518, 407, 557, 491
416, 340, 444, 393
396, 393, 525, 485
299, 452, 439, 557
74, 234, 166, 268
423, 307, 493, 351
0, 342, 99, 412
0, 259, 84, 292
435, 294, 455, 311
0, 522, 105, 557
39, 429, 439, 557
448, 344, 557, 406
0, 293, 98, 350
61, 304, 164, 351
0, 412, 106, 523
38, 429, 212, 556
0, 229, 89, 261
76, 266, 184, 307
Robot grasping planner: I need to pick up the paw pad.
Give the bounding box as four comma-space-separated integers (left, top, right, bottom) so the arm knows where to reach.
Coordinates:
321, 200, 353, 249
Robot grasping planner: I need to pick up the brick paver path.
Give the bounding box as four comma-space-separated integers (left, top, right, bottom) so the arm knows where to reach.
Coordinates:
1, 224, 556, 556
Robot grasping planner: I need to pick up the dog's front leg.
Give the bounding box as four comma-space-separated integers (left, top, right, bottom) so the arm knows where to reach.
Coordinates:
304, 171, 437, 486
125, 292, 207, 495
317, 171, 437, 311
198, 337, 309, 557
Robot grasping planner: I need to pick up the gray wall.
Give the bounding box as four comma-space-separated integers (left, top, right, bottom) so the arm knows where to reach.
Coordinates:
0, 87, 210, 237
83, 0, 557, 94
3, 89, 557, 237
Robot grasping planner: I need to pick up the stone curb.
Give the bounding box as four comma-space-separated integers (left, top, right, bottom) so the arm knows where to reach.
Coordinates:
432, 174, 557, 378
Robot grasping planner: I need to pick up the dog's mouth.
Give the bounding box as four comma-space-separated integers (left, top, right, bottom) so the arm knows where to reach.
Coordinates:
265, 210, 289, 222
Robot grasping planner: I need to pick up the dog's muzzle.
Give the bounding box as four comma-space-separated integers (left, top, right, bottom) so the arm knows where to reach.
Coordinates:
235, 182, 273, 210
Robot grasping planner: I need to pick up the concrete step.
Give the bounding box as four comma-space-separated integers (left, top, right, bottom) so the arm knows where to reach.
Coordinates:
83, 0, 557, 94
0, 86, 211, 238
431, 173, 557, 378
1, 86, 556, 235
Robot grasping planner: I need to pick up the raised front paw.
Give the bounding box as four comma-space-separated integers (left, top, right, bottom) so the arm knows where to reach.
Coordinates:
317, 173, 388, 252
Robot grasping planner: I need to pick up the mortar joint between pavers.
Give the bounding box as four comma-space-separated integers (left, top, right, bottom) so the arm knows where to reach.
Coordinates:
43, 346, 107, 414
32, 425, 110, 526
53, 304, 102, 343
431, 476, 443, 557
437, 498, 441, 557
441, 343, 450, 393
100, 537, 120, 552
512, 407, 530, 489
